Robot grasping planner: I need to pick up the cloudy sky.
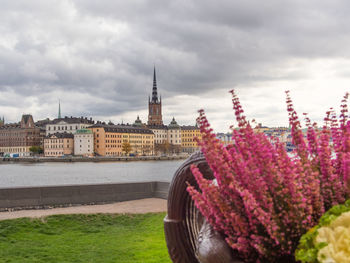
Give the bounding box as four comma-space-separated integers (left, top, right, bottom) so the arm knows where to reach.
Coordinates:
1, 0, 350, 132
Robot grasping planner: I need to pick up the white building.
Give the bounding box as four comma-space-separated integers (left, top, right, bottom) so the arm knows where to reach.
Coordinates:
167, 117, 181, 146
74, 129, 94, 156
147, 117, 182, 146
149, 126, 168, 144
46, 117, 95, 136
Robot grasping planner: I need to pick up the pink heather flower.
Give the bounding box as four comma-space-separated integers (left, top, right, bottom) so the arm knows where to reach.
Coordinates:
187, 90, 350, 263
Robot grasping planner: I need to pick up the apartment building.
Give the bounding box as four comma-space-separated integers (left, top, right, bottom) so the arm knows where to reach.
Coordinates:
0, 114, 44, 157
44, 132, 74, 157
181, 125, 201, 153
74, 129, 94, 156
88, 124, 154, 156
46, 116, 94, 136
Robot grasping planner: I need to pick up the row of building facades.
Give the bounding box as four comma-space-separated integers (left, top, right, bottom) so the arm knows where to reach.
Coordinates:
216, 124, 296, 151
0, 113, 296, 158
0, 68, 202, 157
0, 115, 201, 157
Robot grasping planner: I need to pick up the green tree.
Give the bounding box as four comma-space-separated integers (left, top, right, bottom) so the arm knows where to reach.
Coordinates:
29, 146, 43, 155
122, 141, 132, 155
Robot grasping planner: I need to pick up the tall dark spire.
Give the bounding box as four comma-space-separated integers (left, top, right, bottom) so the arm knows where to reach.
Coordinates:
152, 67, 158, 103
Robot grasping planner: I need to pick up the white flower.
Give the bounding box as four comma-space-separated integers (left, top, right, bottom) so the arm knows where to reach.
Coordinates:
316, 211, 350, 263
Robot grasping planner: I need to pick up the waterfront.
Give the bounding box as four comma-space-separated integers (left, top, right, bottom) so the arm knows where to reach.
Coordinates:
0, 160, 183, 188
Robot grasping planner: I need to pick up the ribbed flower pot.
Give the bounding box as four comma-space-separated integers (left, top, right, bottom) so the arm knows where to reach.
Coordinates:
164, 152, 298, 263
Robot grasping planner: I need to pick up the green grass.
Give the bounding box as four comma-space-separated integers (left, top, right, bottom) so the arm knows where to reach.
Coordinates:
0, 213, 172, 263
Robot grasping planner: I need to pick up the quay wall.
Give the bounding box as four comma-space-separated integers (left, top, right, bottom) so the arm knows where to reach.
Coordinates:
0, 156, 187, 163
0, 182, 170, 210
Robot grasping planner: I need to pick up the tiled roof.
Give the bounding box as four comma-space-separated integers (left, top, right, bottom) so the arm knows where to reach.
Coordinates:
75, 129, 93, 134
147, 124, 168, 130
35, 118, 51, 127
45, 132, 74, 139
0, 123, 42, 130
181, 125, 199, 130
48, 117, 95, 125
89, 124, 154, 134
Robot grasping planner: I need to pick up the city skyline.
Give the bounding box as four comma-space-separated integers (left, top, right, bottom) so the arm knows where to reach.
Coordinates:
2, 1, 350, 132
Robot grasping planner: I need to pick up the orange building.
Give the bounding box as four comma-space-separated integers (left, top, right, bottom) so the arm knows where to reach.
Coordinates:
89, 124, 154, 156
181, 125, 201, 153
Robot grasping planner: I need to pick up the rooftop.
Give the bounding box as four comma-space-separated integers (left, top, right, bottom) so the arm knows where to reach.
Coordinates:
181, 125, 199, 130
89, 124, 154, 134
49, 116, 95, 125
45, 132, 74, 139
168, 117, 180, 129
75, 129, 93, 134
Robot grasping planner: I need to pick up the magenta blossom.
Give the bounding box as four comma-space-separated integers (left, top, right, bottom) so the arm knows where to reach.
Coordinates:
187, 90, 350, 263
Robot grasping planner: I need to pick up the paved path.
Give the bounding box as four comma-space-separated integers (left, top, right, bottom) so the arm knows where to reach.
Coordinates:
0, 198, 167, 220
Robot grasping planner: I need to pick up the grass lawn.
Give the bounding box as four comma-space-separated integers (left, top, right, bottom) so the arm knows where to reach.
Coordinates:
0, 212, 172, 263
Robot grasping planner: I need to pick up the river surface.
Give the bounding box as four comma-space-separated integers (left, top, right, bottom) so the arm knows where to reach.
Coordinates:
0, 160, 184, 188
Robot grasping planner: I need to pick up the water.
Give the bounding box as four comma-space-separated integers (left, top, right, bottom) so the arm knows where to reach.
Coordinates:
0, 160, 184, 188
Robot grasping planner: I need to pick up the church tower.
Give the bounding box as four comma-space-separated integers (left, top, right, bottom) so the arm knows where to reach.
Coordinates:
148, 67, 163, 126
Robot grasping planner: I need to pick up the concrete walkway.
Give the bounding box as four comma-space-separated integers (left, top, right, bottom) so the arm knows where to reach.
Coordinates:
0, 198, 167, 220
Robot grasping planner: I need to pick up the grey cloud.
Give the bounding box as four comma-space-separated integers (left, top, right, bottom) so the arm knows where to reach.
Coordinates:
1, 0, 350, 128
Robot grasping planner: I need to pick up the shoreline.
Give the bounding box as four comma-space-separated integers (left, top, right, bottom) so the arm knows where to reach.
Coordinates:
0, 155, 188, 163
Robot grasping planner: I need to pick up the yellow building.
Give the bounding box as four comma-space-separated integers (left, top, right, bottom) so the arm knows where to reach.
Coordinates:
181, 125, 201, 153
89, 124, 154, 156
44, 132, 74, 157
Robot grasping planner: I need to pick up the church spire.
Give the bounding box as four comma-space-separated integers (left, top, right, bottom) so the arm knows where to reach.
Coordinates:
152, 67, 158, 103
58, 100, 61, 119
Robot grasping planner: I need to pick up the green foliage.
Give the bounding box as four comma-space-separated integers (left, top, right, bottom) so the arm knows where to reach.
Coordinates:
0, 213, 171, 263
29, 146, 43, 154
295, 200, 350, 263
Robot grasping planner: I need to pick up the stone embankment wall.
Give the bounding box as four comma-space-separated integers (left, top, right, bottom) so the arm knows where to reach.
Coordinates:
0, 181, 170, 210
0, 156, 187, 163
